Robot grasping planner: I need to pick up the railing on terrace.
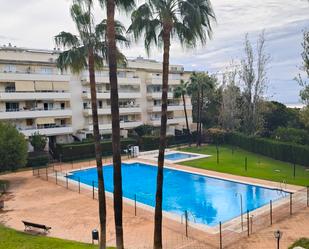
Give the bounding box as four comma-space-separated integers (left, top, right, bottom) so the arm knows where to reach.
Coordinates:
2, 90, 69, 93
3, 107, 71, 112
33, 160, 309, 249
18, 124, 72, 131
1, 70, 68, 76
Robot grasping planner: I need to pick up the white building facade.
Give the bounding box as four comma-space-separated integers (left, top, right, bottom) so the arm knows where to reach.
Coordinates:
0, 45, 193, 146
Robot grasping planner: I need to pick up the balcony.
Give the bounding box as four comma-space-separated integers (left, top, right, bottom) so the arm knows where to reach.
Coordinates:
0, 71, 70, 82
18, 125, 73, 137
0, 91, 71, 101
82, 91, 141, 99
148, 104, 192, 112
0, 108, 72, 120
146, 77, 181, 85
149, 117, 191, 126
81, 74, 141, 85
146, 92, 173, 99
87, 120, 143, 131
84, 106, 141, 116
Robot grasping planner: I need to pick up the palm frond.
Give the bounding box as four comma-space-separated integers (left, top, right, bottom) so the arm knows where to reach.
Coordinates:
55, 32, 80, 49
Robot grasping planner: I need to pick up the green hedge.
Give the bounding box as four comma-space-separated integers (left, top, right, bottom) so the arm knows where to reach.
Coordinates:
27, 154, 49, 167
56, 138, 136, 161
139, 134, 192, 151
226, 133, 309, 166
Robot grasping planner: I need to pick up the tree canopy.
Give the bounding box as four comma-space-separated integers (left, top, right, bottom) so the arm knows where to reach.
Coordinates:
0, 123, 28, 172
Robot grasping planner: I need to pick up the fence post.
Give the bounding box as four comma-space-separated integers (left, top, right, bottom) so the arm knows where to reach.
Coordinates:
219, 221, 222, 249
92, 181, 95, 200
270, 200, 272, 225
55, 171, 58, 185
247, 210, 250, 237
134, 194, 137, 216
307, 186, 309, 207
46, 167, 48, 181
66, 173, 68, 189
245, 157, 247, 171
185, 210, 188, 237
290, 193, 292, 215
78, 177, 80, 194
293, 163, 296, 179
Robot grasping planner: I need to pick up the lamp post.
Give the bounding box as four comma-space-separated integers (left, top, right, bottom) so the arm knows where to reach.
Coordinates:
274, 230, 283, 249
235, 193, 243, 231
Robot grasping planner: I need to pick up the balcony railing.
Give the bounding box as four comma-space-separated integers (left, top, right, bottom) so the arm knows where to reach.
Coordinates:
4, 107, 69, 112
1, 69, 68, 76
18, 124, 71, 131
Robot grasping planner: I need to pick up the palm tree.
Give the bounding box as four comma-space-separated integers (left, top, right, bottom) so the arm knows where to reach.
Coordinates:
55, 1, 127, 248
128, 0, 215, 247
173, 80, 191, 143
98, 0, 134, 248
188, 72, 215, 146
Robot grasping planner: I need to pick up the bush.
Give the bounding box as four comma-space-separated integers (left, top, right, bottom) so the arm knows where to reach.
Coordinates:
226, 132, 309, 166
56, 138, 136, 161
272, 127, 309, 145
0, 122, 28, 172
206, 128, 227, 145
134, 124, 155, 137
27, 152, 49, 167
29, 133, 47, 152
138, 134, 192, 151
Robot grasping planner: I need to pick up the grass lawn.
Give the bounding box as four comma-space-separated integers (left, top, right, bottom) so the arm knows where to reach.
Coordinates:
288, 238, 309, 249
180, 145, 309, 186
0, 225, 114, 249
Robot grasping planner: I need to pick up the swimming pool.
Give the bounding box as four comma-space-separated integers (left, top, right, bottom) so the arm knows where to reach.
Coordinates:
67, 162, 287, 226
164, 152, 198, 161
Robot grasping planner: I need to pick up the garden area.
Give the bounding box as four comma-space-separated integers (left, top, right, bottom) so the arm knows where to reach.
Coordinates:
181, 144, 309, 186
0, 225, 114, 249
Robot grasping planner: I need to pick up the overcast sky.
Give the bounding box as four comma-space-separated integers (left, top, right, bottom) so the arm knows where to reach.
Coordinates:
0, 0, 308, 104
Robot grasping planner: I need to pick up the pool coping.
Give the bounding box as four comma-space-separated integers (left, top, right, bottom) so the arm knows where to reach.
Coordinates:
53, 157, 303, 235
138, 149, 211, 163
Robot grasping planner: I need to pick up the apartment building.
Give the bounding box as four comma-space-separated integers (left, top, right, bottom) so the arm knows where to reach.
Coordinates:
0, 45, 192, 147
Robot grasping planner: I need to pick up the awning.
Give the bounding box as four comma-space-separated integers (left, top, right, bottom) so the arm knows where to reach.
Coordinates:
15, 81, 35, 92
36, 117, 55, 125
35, 81, 53, 91
53, 82, 70, 91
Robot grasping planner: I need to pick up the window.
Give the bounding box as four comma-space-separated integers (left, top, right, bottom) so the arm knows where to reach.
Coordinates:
60, 119, 66, 125
26, 119, 33, 126
117, 71, 126, 78
5, 102, 19, 112
60, 103, 65, 109
43, 102, 53, 110
4, 65, 16, 73
98, 101, 103, 109
83, 102, 88, 109
41, 67, 53, 74
5, 85, 15, 92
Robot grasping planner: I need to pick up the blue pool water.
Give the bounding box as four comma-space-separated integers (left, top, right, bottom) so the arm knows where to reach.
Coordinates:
164, 152, 198, 161
67, 162, 287, 226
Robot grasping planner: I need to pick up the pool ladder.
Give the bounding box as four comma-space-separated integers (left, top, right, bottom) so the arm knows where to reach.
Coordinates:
181, 211, 196, 224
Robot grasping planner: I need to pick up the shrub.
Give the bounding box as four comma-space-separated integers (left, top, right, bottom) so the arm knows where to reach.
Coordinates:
0, 122, 28, 172
226, 132, 309, 166
206, 128, 227, 145
272, 127, 309, 145
29, 132, 47, 152
27, 153, 49, 167
134, 124, 155, 137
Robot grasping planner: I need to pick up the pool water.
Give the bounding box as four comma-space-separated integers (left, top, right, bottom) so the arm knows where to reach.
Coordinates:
164, 152, 198, 161
67, 162, 287, 226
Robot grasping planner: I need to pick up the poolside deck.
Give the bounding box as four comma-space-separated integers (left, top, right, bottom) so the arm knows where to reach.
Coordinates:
0, 159, 308, 248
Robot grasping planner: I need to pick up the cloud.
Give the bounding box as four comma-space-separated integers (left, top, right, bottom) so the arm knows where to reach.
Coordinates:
0, 0, 308, 104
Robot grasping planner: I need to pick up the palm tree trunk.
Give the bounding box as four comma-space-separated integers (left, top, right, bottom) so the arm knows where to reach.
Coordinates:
106, 1, 124, 248
196, 91, 200, 147
88, 48, 106, 249
182, 93, 191, 146
153, 24, 171, 249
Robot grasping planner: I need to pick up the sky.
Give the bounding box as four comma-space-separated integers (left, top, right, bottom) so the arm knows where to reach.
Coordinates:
0, 0, 308, 104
